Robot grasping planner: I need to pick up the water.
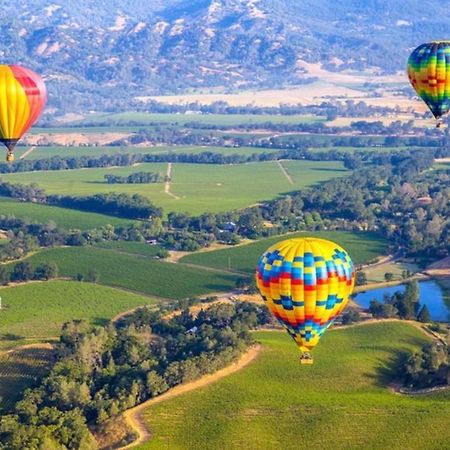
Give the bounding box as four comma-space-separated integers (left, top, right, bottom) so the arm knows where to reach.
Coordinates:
353, 280, 449, 322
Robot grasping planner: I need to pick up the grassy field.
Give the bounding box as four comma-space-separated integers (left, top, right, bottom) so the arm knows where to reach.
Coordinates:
309, 145, 412, 154
180, 231, 387, 274
6, 247, 238, 299
1, 160, 349, 215
364, 260, 419, 283
13, 144, 278, 161
0, 346, 54, 413
13, 145, 156, 160
0, 197, 133, 230
135, 322, 450, 450
0, 281, 156, 346
94, 241, 164, 257
73, 112, 326, 126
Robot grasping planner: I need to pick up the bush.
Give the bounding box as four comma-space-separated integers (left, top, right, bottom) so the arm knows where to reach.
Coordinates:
341, 309, 361, 324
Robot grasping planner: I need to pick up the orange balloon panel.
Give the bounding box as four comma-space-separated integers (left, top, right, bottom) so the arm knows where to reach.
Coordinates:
0, 65, 47, 151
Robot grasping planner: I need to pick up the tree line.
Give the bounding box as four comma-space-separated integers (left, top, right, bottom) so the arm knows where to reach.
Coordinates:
368, 280, 431, 322
0, 302, 271, 449
104, 172, 165, 184
2, 145, 448, 261
0, 261, 59, 285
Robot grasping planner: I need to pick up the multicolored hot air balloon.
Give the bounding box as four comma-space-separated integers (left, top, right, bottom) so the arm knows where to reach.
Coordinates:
256, 237, 355, 364
407, 41, 450, 127
0, 65, 47, 162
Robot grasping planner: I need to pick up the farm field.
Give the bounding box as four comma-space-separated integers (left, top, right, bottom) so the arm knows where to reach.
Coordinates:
180, 231, 387, 273
12, 144, 279, 160
309, 145, 412, 153
1, 160, 349, 215
72, 112, 326, 126
12, 145, 157, 160
94, 241, 164, 257
0, 281, 156, 348
0, 197, 133, 230
0, 346, 54, 413
364, 260, 419, 283
135, 323, 450, 450
7, 247, 238, 298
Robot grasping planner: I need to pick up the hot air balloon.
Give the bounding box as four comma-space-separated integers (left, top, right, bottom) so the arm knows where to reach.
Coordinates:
0, 65, 47, 162
407, 41, 450, 128
256, 237, 355, 364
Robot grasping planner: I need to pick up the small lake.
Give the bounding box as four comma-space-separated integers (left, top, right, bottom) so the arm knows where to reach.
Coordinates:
353, 280, 449, 322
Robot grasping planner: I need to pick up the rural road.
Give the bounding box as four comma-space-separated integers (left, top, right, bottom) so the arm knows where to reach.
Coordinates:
19, 146, 36, 159
277, 160, 294, 185
164, 162, 179, 199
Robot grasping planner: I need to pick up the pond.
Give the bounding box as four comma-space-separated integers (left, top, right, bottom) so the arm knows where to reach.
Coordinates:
353, 280, 449, 322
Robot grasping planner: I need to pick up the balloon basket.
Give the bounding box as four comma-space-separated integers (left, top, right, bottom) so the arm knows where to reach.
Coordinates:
6, 152, 14, 162
300, 353, 314, 365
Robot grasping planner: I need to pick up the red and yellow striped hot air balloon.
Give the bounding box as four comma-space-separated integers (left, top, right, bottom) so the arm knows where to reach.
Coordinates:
0, 65, 47, 162
256, 237, 355, 364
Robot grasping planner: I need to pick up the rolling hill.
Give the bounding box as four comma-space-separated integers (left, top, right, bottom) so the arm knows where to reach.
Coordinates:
135, 323, 450, 450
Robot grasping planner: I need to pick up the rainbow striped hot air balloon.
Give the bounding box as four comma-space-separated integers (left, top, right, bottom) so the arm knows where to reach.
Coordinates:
0, 65, 47, 161
407, 41, 450, 127
256, 237, 355, 364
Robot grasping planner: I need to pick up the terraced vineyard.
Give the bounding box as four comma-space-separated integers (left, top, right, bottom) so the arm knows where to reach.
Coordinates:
0, 197, 133, 230
180, 231, 387, 273
0, 346, 54, 413
136, 323, 450, 450
0, 280, 157, 349
5, 247, 238, 299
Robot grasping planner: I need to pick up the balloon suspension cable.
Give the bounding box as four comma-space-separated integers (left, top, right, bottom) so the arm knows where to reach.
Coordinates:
300, 352, 314, 365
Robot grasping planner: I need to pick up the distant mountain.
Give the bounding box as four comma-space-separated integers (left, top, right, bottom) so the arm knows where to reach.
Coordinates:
1, 0, 450, 114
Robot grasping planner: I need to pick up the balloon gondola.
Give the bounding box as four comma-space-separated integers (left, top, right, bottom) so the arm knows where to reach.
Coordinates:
256, 237, 355, 364
0, 65, 47, 162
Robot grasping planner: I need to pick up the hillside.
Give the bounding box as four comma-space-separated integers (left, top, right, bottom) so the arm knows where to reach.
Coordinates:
2, 0, 450, 114
135, 324, 450, 450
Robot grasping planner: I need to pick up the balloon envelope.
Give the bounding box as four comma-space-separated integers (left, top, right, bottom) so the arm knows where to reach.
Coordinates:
0, 65, 47, 155
256, 237, 355, 356
407, 41, 450, 121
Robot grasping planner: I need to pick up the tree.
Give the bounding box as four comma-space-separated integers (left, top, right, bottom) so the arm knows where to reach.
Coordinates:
369, 300, 397, 318
10, 262, 33, 282
417, 305, 431, 323
355, 271, 367, 286
34, 262, 59, 280
404, 280, 420, 304
156, 248, 169, 259
384, 272, 395, 282
0, 266, 9, 285
341, 309, 361, 324
86, 270, 100, 283
235, 278, 249, 290
146, 371, 169, 397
